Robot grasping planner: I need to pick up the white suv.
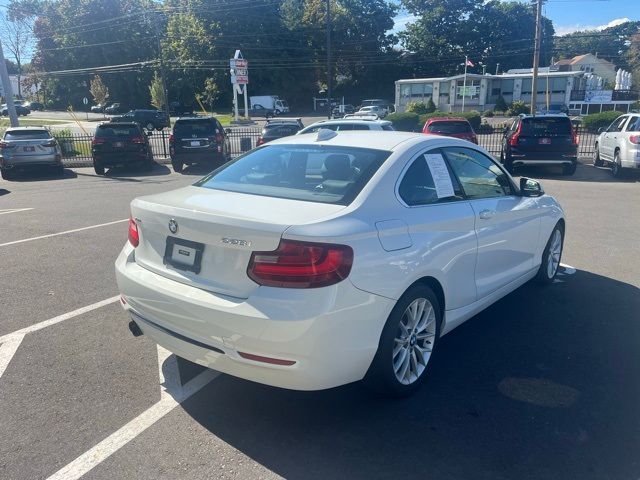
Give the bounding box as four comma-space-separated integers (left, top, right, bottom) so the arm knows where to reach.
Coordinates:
594, 113, 640, 177
297, 118, 394, 135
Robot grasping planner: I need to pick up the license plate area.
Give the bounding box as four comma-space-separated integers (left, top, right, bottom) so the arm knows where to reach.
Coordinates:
538, 138, 551, 145
23, 146, 36, 152
163, 236, 204, 274
114, 141, 124, 148
190, 140, 201, 147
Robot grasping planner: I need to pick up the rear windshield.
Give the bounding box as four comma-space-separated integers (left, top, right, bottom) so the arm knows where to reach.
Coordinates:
4, 130, 50, 140
195, 145, 390, 205
428, 121, 471, 134
263, 125, 299, 136
96, 125, 138, 137
174, 120, 218, 135
521, 117, 571, 136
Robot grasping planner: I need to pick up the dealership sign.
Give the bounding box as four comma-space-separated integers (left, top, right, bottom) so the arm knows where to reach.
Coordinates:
584, 90, 613, 103
230, 54, 248, 85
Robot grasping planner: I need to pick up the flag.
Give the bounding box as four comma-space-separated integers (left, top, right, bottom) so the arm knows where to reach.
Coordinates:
466, 58, 475, 67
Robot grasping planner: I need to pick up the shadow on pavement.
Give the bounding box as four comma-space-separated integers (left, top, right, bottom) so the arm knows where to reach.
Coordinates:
73, 163, 172, 182
516, 161, 640, 183
0, 188, 9, 195
182, 268, 640, 480
2, 168, 78, 182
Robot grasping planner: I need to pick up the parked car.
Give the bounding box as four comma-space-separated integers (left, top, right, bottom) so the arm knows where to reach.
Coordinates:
91, 104, 105, 113
360, 99, 394, 115
24, 101, 44, 111
257, 119, 304, 145
0, 127, 63, 180
298, 118, 394, 134
242, 104, 275, 118
111, 109, 169, 131
116, 130, 565, 397
331, 104, 356, 118
500, 114, 578, 175
91, 122, 154, 175
104, 103, 126, 114
169, 116, 231, 173
355, 105, 386, 118
169, 102, 194, 116
594, 113, 640, 177
1, 103, 30, 116
539, 104, 569, 115
422, 117, 478, 144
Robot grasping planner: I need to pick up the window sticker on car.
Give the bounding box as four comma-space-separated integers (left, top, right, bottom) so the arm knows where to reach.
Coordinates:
425, 153, 454, 198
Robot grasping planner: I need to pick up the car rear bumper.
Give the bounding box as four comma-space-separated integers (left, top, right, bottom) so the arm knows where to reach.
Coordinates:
115, 243, 394, 390
1, 154, 62, 168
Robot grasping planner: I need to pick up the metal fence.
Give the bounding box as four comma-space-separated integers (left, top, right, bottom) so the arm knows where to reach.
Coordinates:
54, 125, 597, 168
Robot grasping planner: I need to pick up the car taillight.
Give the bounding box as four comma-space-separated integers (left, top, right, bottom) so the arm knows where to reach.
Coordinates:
509, 123, 522, 147
131, 136, 145, 144
247, 239, 353, 288
571, 128, 578, 146
42, 140, 57, 147
92, 137, 106, 145
128, 216, 139, 247
629, 135, 640, 144
215, 133, 223, 143
0, 141, 14, 148
169, 134, 174, 144
256, 137, 265, 146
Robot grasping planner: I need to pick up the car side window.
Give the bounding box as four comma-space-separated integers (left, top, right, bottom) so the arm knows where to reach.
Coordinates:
625, 116, 640, 132
398, 150, 464, 206
443, 147, 514, 199
608, 117, 628, 132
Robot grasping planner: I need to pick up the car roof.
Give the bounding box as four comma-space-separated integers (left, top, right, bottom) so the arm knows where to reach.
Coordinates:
175, 115, 217, 121
99, 121, 139, 127
426, 117, 469, 123
4, 126, 50, 132
519, 113, 569, 118
306, 119, 391, 126
270, 131, 438, 151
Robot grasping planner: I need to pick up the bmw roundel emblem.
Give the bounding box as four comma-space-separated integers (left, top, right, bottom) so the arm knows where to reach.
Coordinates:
168, 219, 178, 234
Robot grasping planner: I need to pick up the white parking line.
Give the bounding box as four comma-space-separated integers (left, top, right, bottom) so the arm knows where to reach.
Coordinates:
0, 208, 34, 216
0, 219, 128, 248
0, 335, 24, 379
0, 296, 120, 344
47, 346, 219, 480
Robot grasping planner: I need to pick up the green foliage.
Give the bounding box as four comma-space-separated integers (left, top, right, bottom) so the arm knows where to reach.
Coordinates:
482, 109, 494, 117
582, 111, 624, 133
507, 100, 529, 116
406, 101, 428, 114
425, 97, 436, 113
494, 95, 508, 113
149, 72, 166, 111
89, 75, 109, 107
197, 78, 220, 112
387, 112, 420, 131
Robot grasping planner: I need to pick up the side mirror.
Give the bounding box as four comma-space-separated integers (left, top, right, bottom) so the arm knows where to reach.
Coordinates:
145, 130, 153, 136
224, 128, 231, 135
520, 177, 544, 197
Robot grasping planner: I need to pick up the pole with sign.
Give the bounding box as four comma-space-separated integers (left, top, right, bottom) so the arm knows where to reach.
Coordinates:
83, 96, 89, 120
230, 50, 249, 122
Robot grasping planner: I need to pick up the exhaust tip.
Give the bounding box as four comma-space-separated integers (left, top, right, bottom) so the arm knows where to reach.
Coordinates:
128, 320, 143, 337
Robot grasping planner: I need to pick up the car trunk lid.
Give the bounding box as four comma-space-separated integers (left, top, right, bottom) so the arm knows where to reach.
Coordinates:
131, 186, 346, 299
513, 117, 575, 153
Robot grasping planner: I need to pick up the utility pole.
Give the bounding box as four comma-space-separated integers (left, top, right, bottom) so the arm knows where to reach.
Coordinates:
495, 63, 500, 75
151, 11, 170, 119
0, 38, 19, 127
326, 0, 332, 119
530, 0, 543, 115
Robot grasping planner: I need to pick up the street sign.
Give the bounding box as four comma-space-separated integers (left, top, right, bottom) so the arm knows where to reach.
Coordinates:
82, 97, 88, 105
230, 55, 249, 85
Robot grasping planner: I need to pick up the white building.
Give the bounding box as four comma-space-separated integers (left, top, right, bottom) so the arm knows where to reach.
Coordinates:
0, 74, 38, 99
395, 70, 638, 115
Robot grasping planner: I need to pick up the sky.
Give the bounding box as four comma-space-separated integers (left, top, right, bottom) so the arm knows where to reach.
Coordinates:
393, 0, 640, 36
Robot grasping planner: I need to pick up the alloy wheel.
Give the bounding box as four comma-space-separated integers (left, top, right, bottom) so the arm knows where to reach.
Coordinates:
392, 298, 437, 385
547, 229, 562, 279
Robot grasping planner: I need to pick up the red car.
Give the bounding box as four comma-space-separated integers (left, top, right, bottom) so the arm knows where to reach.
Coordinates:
422, 117, 478, 144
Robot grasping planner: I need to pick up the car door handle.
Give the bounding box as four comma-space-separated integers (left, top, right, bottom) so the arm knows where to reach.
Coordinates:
479, 209, 495, 220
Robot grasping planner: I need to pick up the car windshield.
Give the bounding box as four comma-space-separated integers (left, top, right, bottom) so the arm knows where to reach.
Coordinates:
195, 144, 390, 205
174, 120, 217, 135
4, 130, 50, 140
521, 117, 571, 136
96, 125, 138, 137
428, 121, 471, 134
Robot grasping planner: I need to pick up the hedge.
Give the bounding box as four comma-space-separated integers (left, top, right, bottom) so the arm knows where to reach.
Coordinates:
582, 111, 624, 133
386, 112, 420, 131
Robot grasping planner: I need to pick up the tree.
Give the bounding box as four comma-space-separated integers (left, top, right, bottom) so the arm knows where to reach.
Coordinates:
89, 75, 109, 108
0, 15, 34, 97
425, 97, 436, 113
198, 78, 220, 112
494, 95, 508, 112
149, 72, 166, 111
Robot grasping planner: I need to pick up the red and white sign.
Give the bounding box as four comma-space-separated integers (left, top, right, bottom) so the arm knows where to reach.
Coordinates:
230, 58, 249, 85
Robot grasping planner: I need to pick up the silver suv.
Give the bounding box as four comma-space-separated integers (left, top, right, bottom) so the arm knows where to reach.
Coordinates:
0, 127, 63, 180
594, 113, 640, 177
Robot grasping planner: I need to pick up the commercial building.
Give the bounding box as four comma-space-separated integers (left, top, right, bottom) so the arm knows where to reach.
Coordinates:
554, 54, 617, 85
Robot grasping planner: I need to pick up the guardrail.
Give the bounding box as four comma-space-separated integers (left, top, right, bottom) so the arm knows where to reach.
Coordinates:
52, 125, 597, 168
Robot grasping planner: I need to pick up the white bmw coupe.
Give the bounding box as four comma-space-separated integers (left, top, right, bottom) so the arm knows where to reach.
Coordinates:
116, 130, 565, 396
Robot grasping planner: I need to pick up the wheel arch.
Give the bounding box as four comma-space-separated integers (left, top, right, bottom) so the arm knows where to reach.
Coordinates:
405, 276, 446, 329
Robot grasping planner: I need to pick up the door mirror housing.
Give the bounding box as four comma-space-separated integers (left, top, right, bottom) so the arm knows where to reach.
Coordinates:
224, 128, 231, 135
598, 127, 604, 134
520, 177, 544, 197
145, 129, 153, 136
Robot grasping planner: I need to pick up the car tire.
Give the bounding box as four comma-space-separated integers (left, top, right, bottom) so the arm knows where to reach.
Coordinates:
562, 162, 577, 175
611, 151, 624, 178
1, 169, 14, 180
503, 156, 515, 174
171, 159, 184, 173
94, 163, 105, 175
54, 166, 65, 177
593, 144, 604, 167
535, 223, 564, 285
363, 284, 441, 398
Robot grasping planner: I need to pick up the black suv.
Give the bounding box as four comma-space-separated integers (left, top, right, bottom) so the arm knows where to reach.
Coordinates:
169, 117, 231, 173
91, 122, 154, 175
257, 118, 304, 146
111, 109, 169, 131
500, 114, 578, 175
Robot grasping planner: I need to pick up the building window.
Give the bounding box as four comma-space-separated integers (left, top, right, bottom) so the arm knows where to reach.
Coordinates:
500, 79, 514, 95
521, 79, 532, 94
400, 84, 411, 101
439, 82, 450, 97
456, 80, 480, 100
411, 83, 424, 98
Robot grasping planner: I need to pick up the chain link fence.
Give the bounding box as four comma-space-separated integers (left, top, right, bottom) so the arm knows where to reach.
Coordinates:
53, 125, 597, 168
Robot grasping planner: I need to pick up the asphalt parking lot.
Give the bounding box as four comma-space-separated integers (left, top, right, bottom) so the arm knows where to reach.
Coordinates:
0, 160, 639, 480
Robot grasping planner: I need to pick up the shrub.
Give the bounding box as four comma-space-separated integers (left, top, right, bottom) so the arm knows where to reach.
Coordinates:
476, 122, 494, 134
425, 98, 436, 113
494, 95, 508, 113
482, 109, 494, 117
406, 101, 428, 115
507, 100, 529, 116
387, 112, 420, 131
582, 111, 624, 133
459, 110, 482, 130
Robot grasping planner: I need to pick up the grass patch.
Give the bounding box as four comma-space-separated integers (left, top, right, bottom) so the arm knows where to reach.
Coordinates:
0, 117, 70, 128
